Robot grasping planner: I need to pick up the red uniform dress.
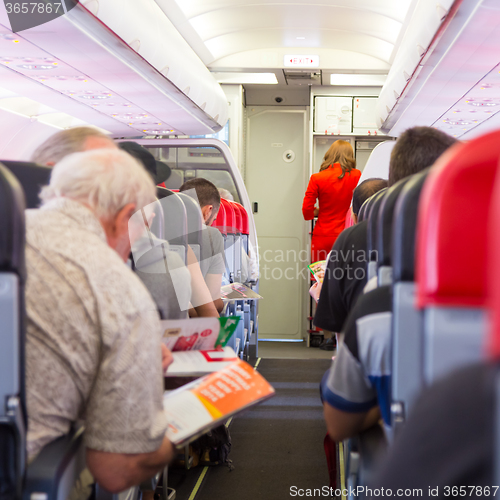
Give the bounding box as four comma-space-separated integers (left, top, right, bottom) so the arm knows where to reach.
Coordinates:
302, 163, 361, 263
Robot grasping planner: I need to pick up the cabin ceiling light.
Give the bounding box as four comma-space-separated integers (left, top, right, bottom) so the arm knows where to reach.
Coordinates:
212, 72, 278, 85
330, 74, 387, 86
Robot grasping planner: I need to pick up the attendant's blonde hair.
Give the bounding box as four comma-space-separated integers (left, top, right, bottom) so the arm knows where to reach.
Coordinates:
320, 140, 356, 179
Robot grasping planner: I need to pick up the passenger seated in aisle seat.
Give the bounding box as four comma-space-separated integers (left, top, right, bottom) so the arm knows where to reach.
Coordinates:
25, 149, 174, 492
351, 179, 388, 224
321, 127, 457, 442
309, 178, 388, 304
180, 178, 226, 313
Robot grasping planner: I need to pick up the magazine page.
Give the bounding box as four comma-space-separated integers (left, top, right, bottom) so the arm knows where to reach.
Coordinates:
166, 346, 239, 377
160, 317, 240, 352
164, 358, 275, 445
220, 282, 263, 300
308, 260, 327, 283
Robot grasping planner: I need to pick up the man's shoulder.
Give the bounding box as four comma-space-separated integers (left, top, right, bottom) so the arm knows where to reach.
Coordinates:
342, 285, 392, 360
206, 225, 224, 248
27, 207, 156, 313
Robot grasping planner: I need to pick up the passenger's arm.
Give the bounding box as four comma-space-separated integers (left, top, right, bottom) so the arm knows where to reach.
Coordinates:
323, 404, 381, 442
186, 246, 219, 317
302, 176, 319, 220
205, 272, 224, 313
87, 437, 175, 493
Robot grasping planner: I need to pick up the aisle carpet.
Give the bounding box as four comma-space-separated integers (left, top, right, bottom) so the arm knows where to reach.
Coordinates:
194, 358, 332, 500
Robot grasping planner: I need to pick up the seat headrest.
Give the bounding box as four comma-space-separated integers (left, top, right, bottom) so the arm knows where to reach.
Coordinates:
367, 188, 388, 261
176, 192, 203, 245
232, 201, 249, 235
212, 201, 227, 235
0, 163, 26, 280
376, 177, 412, 267
358, 198, 370, 222
392, 169, 430, 283
2, 160, 51, 209
487, 156, 500, 359
220, 198, 238, 234
416, 130, 500, 308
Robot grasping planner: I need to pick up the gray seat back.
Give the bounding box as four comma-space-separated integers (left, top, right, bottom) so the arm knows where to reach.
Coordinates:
416, 133, 500, 386
391, 169, 430, 430
366, 188, 387, 282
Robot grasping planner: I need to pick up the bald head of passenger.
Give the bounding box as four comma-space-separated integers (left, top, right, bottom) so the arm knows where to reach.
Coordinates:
31, 126, 116, 166
351, 178, 388, 224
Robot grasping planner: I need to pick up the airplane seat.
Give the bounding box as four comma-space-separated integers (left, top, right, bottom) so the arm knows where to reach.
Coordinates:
0, 162, 27, 500
177, 192, 203, 263
376, 178, 411, 287
229, 201, 243, 282
2, 160, 51, 209
416, 130, 500, 385
390, 169, 430, 432
220, 199, 237, 282
357, 197, 370, 222
152, 189, 188, 264
234, 201, 250, 254
366, 188, 388, 282
0, 162, 86, 500
212, 201, 231, 281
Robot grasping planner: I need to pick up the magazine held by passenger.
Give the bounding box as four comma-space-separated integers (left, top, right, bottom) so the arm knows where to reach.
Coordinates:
164, 358, 275, 445
166, 346, 239, 377
308, 260, 327, 283
160, 317, 240, 352
220, 282, 263, 300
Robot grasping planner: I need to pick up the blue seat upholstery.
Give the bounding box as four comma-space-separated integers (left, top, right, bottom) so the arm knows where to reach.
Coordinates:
0, 162, 26, 500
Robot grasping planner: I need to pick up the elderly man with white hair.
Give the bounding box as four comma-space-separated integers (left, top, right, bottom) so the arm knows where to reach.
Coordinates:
25, 148, 175, 493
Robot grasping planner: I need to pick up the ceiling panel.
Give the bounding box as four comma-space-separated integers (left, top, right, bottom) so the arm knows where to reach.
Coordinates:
164, 0, 416, 74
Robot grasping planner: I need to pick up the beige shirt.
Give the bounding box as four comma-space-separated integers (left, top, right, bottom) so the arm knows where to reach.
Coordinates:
25, 198, 167, 461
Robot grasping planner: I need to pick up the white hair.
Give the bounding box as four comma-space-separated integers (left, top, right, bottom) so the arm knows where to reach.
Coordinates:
40, 148, 156, 219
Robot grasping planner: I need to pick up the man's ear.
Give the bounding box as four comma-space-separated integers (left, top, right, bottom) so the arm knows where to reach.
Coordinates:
114, 203, 137, 237
201, 204, 213, 223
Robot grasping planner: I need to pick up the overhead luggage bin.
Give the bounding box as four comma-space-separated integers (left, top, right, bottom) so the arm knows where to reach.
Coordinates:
377, 0, 500, 140
0, 0, 228, 139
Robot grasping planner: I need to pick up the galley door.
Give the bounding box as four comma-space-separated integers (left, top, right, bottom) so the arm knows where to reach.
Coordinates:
246, 107, 308, 340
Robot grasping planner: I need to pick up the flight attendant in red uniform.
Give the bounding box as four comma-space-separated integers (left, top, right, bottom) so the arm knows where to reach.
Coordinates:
302, 140, 361, 263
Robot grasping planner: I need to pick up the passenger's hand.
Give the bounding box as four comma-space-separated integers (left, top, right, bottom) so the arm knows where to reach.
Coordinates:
161, 344, 174, 372
309, 282, 322, 303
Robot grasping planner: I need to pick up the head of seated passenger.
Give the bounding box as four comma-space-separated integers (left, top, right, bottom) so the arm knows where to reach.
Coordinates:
40, 148, 155, 260
388, 126, 458, 186
179, 178, 221, 225
218, 187, 234, 201
351, 178, 388, 224
118, 141, 171, 185
30, 126, 116, 166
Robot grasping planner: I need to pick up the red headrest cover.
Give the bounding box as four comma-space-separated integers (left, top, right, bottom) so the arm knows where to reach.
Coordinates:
416, 130, 500, 308
487, 154, 500, 359
221, 198, 237, 234
212, 201, 227, 235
